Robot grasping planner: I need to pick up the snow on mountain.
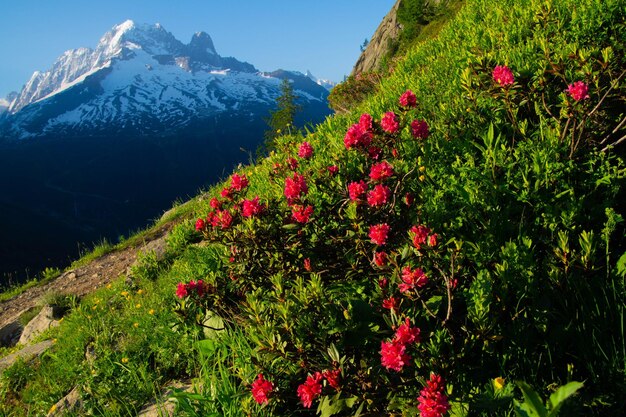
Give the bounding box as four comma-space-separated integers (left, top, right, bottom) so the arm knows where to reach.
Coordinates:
305, 70, 337, 91
1, 20, 330, 138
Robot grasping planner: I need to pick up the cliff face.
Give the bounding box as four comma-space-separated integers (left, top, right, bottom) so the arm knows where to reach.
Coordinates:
352, 0, 402, 75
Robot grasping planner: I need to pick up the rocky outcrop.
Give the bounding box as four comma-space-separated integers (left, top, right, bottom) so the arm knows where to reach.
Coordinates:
352, 0, 402, 75
0, 339, 54, 372
47, 386, 82, 417
18, 305, 61, 345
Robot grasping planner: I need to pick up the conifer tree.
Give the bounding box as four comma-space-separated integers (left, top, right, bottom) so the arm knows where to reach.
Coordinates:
264, 78, 301, 152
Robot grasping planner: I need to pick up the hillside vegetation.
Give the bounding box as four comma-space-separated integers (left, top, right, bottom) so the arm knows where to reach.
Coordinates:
1, 0, 625, 416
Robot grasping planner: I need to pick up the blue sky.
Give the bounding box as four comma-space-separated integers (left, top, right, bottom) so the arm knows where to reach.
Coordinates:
0, 0, 395, 98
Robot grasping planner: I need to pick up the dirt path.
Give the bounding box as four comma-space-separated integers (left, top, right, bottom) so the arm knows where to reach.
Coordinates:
0, 222, 174, 332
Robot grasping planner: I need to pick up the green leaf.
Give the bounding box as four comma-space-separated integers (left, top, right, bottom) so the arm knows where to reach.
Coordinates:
547, 381, 583, 417
516, 382, 548, 417
616, 252, 626, 278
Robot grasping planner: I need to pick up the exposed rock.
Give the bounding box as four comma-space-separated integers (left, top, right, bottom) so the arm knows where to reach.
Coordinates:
137, 380, 194, 417
352, 0, 402, 75
18, 305, 60, 345
0, 317, 22, 347
0, 339, 54, 372
47, 386, 82, 417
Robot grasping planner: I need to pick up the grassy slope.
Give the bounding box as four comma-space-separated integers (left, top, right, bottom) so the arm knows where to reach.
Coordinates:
1, 0, 625, 415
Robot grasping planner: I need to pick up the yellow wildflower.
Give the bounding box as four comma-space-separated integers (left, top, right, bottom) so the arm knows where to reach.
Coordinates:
133, 322, 139, 328
493, 377, 505, 390
149, 309, 155, 315
121, 357, 129, 364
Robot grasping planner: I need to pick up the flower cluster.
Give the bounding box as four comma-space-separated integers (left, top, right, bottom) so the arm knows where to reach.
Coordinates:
369, 223, 391, 246
251, 374, 274, 404
298, 141, 314, 159
492, 65, 514, 86
176, 279, 210, 299
568, 81, 589, 101
380, 318, 421, 371
417, 373, 450, 417
284, 172, 308, 203
296, 369, 342, 408
410, 224, 438, 250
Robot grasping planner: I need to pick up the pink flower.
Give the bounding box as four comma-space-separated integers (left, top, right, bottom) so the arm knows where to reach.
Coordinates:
195, 218, 206, 231
348, 180, 368, 202
284, 173, 308, 203
367, 184, 391, 207
292, 205, 314, 223
381, 111, 400, 134
344, 123, 372, 150
380, 340, 411, 371
394, 318, 421, 345
209, 197, 222, 210
322, 369, 341, 390
568, 81, 589, 101
297, 372, 323, 408
410, 225, 432, 249
230, 173, 249, 191
298, 141, 314, 159
327, 165, 339, 175
411, 119, 430, 139
399, 267, 429, 293
417, 374, 450, 417
287, 157, 299, 171
492, 65, 514, 86
369, 223, 391, 246
242, 196, 264, 217
369, 161, 394, 182
251, 374, 273, 405
382, 296, 398, 311
374, 251, 388, 267
359, 113, 373, 132
176, 282, 188, 299
399, 90, 417, 108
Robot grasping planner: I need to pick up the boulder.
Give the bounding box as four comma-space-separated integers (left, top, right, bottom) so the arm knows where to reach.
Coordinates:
18, 305, 60, 345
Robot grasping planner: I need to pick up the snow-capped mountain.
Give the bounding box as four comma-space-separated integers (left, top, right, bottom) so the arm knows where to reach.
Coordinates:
305, 70, 337, 91
0, 20, 330, 139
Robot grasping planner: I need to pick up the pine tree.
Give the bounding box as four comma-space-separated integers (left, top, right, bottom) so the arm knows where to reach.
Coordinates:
264, 79, 301, 152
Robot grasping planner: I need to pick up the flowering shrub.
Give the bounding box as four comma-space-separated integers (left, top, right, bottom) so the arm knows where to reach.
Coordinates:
176, 2, 626, 415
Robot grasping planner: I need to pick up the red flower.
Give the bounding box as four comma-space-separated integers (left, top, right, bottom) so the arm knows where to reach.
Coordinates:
428, 233, 438, 247
380, 340, 411, 371
251, 373, 274, 405
368, 146, 383, 160
411, 119, 430, 139
220, 187, 233, 200
367, 184, 391, 207
292, 205, 314, 223
417, 374, 450, 417
209, 197, 222, 210
381, 111, 400, 134
284, 173, 308, 203
303, 258, 312, 272
378, 277, 389, 289
215, 210, 233, 229
359, 113, 373, 132
369, 223, 391, 246
195, 218, 206, 231
175, 282, 188, 299
298, 141, 314, 159
297, 372, 323, 408
492, 65, 514, 86
410, 225, 432, 249
327, 165, 339, 175
242, 196, 264, 217
404, 193, 414, 206
369, 161, 394, 182
322, 369, 341, 390
394, 318, 421, 345
194, 279, 207, 297
374, 251, 388, 267
287, 157, 299, 171
382, 296, 398, 311
344, 123, 372, 150
568, 81, 589, 101
348, 180, 368, 202
230, 173, 249, 191
399, 267, 429, 293
399, 89, 417, 108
